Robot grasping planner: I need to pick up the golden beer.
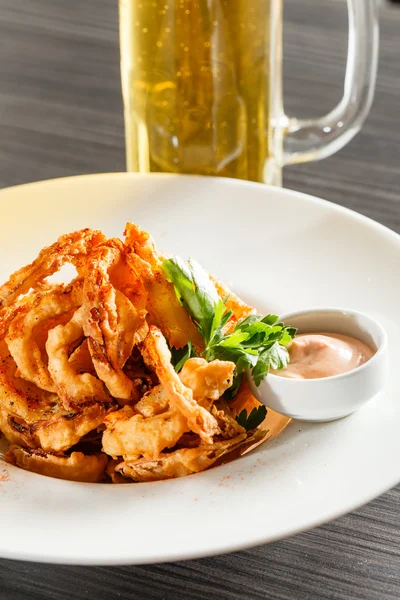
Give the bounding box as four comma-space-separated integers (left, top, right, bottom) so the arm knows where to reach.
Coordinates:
120, 0, 277, 183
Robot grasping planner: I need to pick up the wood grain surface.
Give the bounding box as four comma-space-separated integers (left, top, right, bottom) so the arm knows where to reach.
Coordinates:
0, 1, 399, 599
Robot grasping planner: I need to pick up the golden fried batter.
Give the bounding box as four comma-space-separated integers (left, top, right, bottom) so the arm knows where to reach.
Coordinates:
179, 357, 235, 403
102, 405, 188, 460
0, 336, 115, 452
47, 306, 110, 408
0, 224, 285, 483
0, 228, 105, 310
0, 406, 37, 448
7, 282, 83, 393
82, 241, 148, 402
134, 385, 169, 417
211, 400, 246, 439
5, 445, 107, 483
0, 338, 60, 423
115, 434, 249, 482
32, 402, 115, 453
124, 223, 202, 349
141, 327, 219, 443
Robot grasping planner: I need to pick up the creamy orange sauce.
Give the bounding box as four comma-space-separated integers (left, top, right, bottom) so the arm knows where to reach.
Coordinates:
276, 333, 375, 380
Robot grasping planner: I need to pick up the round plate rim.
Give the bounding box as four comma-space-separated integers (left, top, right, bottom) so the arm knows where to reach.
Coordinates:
0, 172, 399, 565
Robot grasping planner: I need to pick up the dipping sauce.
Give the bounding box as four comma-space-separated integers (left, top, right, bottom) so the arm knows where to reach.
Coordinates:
275, 333, 375, 380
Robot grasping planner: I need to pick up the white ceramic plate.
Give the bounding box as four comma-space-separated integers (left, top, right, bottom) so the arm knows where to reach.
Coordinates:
0, 173, 399, 565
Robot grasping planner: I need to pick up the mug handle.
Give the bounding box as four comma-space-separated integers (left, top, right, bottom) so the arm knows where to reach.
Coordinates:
281, 0, 379, 166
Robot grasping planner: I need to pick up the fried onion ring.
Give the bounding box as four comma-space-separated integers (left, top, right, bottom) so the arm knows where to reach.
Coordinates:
68, 338, 97, 376
0, 338, 115, 451
29, 402, 115, 453
134, 384, 169, 417
124, 223, 202, 349
102, 405, 188, 460
115, 433, 249, 482
179, 358, 235, 405
46, 306, 110, 408
5, 445, 107, 483
0, 339, 60, 422
6, 281, 83, 393
82, 241, 148, 402
141, 326, 219, 443
106, 458, 130, 484
211, 400, 246, 438
0, 406, 36, 448
0, 228, 106, 310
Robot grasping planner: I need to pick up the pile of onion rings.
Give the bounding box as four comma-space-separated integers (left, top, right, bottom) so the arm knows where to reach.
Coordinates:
0, 224, 274, 483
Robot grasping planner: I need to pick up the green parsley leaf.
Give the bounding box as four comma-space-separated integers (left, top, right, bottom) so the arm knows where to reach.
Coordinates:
279, 327, 297, 346
170, 341, 197, 373
252, 342, 290, 386
212, 344, 259, 372
261, 314, 279, 326
218, 330, 249, 348
235, 405, 268, 430
234, 314, 263, 328
207, 318, 295, 382
163, 257, 222, 345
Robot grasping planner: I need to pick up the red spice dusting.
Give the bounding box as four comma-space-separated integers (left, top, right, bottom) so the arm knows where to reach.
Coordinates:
0, 470, 9, 482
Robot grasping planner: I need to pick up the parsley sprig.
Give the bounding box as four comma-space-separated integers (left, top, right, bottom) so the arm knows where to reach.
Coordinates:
236, 406, 268, 431
170, 340, 197, 373
163, 257, 296, 427
163, 256, 227, 346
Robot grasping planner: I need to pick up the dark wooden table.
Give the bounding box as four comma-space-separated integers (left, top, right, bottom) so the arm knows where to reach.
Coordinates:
0, 1, 399, 599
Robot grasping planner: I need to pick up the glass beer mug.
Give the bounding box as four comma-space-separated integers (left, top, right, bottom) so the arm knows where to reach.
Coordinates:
119, 1, 379, 186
